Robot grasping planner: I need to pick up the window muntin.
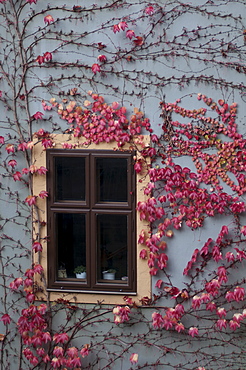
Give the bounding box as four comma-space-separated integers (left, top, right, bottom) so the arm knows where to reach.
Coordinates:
47, 150, 136, 293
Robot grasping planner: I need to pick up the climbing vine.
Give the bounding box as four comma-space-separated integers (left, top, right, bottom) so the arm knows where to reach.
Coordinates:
0, 0, 245, 369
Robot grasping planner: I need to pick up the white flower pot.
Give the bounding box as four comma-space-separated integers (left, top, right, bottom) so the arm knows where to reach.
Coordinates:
76, 272, 86, 279
102, 272, 115, 280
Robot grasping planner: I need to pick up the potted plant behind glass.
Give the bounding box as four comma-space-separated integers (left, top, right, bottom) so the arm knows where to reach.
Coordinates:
74, 265, 86, 279
102, 269, 116, 280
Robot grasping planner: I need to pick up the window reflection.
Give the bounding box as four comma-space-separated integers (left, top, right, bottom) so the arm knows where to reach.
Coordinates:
56, 213, 86, 279
96, 157, 128, 202
55, 157, 85, 201
97, 214, 128, 281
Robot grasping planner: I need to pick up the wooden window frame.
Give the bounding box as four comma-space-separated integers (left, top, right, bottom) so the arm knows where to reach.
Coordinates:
33, 134, 151, 304
46, 149, 136, 293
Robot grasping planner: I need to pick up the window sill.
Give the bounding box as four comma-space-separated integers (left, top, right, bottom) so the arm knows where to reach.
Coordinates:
47, 288, 137, 295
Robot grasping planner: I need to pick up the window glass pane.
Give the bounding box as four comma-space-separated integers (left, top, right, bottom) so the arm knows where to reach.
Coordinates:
96, 157, 128, 202
97, 214, 128, 281
56, 213, 86, 279
55, 157, 85, 201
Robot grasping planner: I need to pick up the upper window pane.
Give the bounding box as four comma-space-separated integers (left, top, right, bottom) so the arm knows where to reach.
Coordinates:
55, 157, 85, 201
96, 157, 128, 202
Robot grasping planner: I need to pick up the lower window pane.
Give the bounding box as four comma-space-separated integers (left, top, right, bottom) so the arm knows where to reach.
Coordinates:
97, 214, 128, 282
56, 213, 86, 279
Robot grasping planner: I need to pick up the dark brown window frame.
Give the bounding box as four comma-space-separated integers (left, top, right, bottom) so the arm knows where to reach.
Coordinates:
46, 149, 136, 293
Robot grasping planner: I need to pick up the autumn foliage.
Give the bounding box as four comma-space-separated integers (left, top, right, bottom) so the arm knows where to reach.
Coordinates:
0, 0, 245, 369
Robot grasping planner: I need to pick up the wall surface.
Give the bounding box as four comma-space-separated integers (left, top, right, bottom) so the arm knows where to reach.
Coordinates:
0, 0, 245, 369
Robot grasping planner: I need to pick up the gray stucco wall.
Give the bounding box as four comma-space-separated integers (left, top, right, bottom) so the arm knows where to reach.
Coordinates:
0, 1, 245, 369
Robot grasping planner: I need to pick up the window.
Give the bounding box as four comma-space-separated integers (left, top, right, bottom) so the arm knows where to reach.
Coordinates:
33, 134, 151, 304
47, 149, 136, 293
